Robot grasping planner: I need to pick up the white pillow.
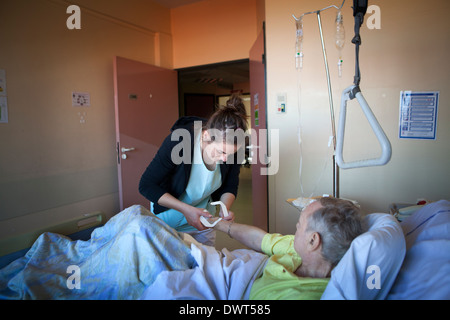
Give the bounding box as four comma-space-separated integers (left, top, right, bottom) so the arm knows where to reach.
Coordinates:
321, 213, 406, 300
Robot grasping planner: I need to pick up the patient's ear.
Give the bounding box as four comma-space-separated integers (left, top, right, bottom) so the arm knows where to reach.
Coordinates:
308, 232, 321, 252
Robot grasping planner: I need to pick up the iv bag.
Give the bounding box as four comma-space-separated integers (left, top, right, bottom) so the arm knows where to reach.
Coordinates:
335, 10, 345, 77
295, 18, 304, 69
335, 10, 345, 51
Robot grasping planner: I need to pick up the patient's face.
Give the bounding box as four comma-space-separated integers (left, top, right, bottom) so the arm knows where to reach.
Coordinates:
294, 200, 322, 257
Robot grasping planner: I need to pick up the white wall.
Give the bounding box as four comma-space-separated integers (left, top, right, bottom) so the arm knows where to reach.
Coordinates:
0, 0, 260, 241
265, 0, 450, 234
171, 0, 258, 68
0, 0, 172, 238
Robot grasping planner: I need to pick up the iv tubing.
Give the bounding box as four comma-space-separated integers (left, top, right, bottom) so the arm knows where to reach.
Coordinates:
317, 12, 336, 151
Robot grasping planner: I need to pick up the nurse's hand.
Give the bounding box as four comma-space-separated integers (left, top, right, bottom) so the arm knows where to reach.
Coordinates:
219, 193, 236, 222
183, 206, 212, 231
157, 193, 212, 231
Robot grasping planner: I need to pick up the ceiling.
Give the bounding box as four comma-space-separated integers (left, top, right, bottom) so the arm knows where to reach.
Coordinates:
152, 0, 204, 9
177, 60, 249, 90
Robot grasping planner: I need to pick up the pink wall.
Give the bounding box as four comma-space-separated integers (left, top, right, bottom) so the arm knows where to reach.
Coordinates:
171, 0, 258, 68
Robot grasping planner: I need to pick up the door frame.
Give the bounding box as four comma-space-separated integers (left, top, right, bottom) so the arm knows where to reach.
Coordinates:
250, 22, 269, 231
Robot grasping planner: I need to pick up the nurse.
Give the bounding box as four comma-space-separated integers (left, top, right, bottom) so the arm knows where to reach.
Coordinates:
139, 95, 248, 246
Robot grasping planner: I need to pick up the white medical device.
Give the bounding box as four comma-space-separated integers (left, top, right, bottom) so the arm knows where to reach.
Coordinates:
200, 201, 229, 228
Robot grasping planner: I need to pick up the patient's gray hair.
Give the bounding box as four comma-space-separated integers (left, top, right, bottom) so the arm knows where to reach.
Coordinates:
306, 197, 363, 267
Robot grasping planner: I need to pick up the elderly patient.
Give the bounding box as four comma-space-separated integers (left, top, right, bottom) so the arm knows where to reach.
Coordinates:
212, 196, 363, 299
0, 196, 362, 300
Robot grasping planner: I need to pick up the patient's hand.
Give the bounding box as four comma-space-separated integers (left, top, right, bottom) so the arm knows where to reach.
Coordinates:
204, 216, 221, 224
200, 216, 222, 228
221, 209, 235, 221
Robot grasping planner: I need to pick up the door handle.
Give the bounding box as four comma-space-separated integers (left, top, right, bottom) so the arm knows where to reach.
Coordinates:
121, 147, 136, 153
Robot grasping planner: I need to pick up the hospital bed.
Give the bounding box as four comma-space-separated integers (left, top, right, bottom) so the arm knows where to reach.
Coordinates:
0, 200, 449, 300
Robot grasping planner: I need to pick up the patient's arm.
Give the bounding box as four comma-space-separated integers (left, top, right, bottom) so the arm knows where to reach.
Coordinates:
214, 220, 267, 252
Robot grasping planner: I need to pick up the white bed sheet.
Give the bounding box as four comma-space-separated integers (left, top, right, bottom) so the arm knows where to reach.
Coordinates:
140, 235, 268, 300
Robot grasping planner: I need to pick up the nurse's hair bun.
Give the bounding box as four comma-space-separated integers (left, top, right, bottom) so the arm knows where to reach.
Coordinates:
203, 94, 249, 146
205, 94, 248, 133
225, 95, 247, 118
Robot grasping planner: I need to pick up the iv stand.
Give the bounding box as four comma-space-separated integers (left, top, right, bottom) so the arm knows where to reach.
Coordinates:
317, 12, 339, 199
293, 0, 346, 198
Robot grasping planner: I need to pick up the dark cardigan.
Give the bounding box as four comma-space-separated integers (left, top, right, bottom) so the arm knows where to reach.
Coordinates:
139, 116, 241, 214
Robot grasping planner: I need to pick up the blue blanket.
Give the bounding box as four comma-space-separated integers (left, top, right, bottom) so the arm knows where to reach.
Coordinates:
0, 205, 196, 300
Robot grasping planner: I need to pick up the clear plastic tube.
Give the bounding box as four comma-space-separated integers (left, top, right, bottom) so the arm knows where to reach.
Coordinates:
295, 17, 304, 69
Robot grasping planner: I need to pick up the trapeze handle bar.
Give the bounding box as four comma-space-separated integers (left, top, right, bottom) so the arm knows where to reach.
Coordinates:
336, 85, 392, 169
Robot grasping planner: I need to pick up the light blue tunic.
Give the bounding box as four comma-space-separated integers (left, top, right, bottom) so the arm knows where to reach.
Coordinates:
156, 131, 222, 233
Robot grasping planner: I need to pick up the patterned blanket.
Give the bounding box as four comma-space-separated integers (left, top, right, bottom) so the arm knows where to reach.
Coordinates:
0, 205, 196, 300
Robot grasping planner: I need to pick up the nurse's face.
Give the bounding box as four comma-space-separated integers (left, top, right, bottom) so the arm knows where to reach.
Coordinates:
202, 130, 239, 164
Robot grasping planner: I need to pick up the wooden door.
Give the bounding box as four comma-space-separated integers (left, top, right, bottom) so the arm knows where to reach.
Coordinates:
113, 56, 178, 210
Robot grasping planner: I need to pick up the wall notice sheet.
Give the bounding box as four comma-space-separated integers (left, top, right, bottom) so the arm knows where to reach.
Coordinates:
0, 96, 7, 123
0, 69, 7, 123
399, 91, 439, 140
